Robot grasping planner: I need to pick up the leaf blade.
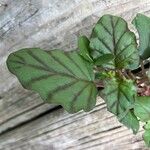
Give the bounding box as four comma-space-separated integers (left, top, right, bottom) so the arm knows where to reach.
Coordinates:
134, 96, 150, 122
78, 36, 93, 62
132, 13, 150, 59
94, 54, 114, 66
101, 78, 139, 133
120, 110, 139, 134
7, 48, 97, 113
90, 14, 139, 69
144, 121, 150, 147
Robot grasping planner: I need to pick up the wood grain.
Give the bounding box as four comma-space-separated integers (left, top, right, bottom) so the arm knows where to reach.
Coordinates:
0, 98, 148, 150
0, 0, 150, 149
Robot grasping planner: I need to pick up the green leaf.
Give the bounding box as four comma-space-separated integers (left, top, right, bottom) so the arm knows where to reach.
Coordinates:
144, 121, 150, 147
90, 14, 139, 69
120, 110, 140, 134
7, 48, 97, 113
132, 13, 150, 59
101, 78, 139, 133
95, 71, 115, 80
78, 36, 93, 62
94, 54, 114, 66
134, 96, 150, 122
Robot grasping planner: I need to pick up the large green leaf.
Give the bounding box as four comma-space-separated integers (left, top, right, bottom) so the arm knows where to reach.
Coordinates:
134, 96, 150, 122
101, 78, 139, 133
78, 36, 93, 62
7, 48, 97, 113
144, 121, 150, 147
90, 14, 139, 69
132, 13, 150, 59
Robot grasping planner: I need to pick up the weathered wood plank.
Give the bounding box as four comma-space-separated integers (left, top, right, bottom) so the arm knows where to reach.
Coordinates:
0, 0, 149, 62
0, 0, 150, 149
0, 98, 148, 150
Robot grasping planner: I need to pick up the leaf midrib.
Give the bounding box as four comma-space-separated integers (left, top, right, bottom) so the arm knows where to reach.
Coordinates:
106, 80, 134, 117
11, 59, 93, 83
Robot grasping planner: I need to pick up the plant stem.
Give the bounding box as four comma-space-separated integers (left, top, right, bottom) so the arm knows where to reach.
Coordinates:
123, 70, 130, 79
94, 80, 104, 88
140, 58, 147, 77
117, 70, 124, 79
128, 70, 136, 81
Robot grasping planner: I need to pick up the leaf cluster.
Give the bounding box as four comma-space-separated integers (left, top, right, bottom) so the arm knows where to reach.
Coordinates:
7, 14, 150, 147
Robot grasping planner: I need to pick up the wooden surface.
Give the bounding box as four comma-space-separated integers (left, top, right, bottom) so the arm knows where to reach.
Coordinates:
0, 0, 150, 149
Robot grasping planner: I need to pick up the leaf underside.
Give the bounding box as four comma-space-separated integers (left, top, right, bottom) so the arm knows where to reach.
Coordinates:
7, 48, 97, 113
101, 78, 139, 133
132, 13, 150, 59
90, 14, 139, 69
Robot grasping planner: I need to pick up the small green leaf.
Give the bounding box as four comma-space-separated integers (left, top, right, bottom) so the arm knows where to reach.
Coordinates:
134, 96, 150, 122
78, 36, 93, 62
96, 71, 115, 80
101, 78, 139, 133
7, 48, 97, 113
90, 14, 139, 69
94, 54, 114, 66
132, 13, 150, 59
144, 121, 150, 147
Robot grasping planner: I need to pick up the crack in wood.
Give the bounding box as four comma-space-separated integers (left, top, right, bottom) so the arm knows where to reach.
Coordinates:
0, 105, 62, 136
0, 7, 39, 39
18, 9, 39, 26
0, 20, 11, 32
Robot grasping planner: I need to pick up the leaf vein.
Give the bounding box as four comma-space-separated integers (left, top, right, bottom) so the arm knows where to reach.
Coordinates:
64, 53, 89, 79
48, 51, 76, 77
97, 37, 112, 52
71, 83, 90, 112
99, 22, 112, 36
48, 79, 78, 100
